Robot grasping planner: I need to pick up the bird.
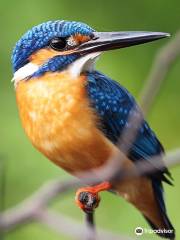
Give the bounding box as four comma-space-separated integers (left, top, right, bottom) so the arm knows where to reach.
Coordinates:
12, 20, 175, 239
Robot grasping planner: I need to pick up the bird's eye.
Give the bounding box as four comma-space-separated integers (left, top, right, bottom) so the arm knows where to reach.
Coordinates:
50, 37, 67, 51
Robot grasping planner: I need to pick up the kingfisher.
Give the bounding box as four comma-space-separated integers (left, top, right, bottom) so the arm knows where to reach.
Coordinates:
12, 20, 175, 239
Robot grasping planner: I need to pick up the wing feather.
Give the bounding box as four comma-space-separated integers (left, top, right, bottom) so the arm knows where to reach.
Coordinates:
86, 71, 172, 183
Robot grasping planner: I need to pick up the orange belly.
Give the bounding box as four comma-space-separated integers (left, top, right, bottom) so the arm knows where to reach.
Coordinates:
16, 71, 164, 228
15, 71, 118, 174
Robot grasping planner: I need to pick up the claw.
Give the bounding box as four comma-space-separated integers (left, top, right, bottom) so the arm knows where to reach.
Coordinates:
75, 182, 111, 212
76, 191, 100, 212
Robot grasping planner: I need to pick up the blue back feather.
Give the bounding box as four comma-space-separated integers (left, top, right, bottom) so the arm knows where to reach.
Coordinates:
86, 71, 173, 222
87, 71, 164, 160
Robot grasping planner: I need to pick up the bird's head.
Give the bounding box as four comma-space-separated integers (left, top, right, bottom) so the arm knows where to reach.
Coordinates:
12, 20, 169, 85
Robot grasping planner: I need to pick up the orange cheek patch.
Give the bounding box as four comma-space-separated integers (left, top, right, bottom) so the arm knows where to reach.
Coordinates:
73, 34, 91, 44
30, 48, 75, 65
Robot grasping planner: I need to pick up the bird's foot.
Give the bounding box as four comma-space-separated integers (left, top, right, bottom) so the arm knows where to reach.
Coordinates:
75, 182, 111, 213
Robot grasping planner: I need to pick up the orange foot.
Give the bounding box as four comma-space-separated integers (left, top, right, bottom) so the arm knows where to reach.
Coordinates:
75, 182, 111, 213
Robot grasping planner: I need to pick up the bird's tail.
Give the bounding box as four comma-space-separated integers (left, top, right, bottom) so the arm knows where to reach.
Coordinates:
114, 177, 175, 239
145, 179, 175, 239
144, 215, 175, 239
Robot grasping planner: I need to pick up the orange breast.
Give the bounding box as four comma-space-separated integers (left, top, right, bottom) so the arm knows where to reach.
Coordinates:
15, 71, 118, 174
16, 72, 163, 226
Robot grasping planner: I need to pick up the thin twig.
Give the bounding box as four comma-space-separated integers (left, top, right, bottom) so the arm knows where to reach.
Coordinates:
85, 211, 96, 240
140, 30, 180, 115
0, 148, 180, 234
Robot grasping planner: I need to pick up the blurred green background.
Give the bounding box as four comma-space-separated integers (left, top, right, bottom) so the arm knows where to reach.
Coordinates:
0, 0, 180, 239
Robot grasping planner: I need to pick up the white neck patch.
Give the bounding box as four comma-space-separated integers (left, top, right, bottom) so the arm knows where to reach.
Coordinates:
67, 52, 101, 78
12, 62, 39, 87
12, 52, 101, 87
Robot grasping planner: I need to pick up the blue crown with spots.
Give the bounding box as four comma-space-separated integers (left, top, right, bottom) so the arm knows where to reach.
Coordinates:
12, 20, 94, 72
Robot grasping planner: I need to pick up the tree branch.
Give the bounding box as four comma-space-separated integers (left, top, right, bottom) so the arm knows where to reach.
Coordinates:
140, 30, 180, 115
0, 148, 180, 236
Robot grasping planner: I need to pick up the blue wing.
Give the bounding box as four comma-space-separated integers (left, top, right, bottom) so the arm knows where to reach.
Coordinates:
86, 71, 172, 183
86, 71, 174, 236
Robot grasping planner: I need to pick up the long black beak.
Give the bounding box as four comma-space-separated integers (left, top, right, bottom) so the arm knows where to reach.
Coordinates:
76, 31, 170, 54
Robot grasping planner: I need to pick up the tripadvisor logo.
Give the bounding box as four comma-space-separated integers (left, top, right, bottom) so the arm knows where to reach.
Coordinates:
135, 227, 144, 236
135, 227, 174, 236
